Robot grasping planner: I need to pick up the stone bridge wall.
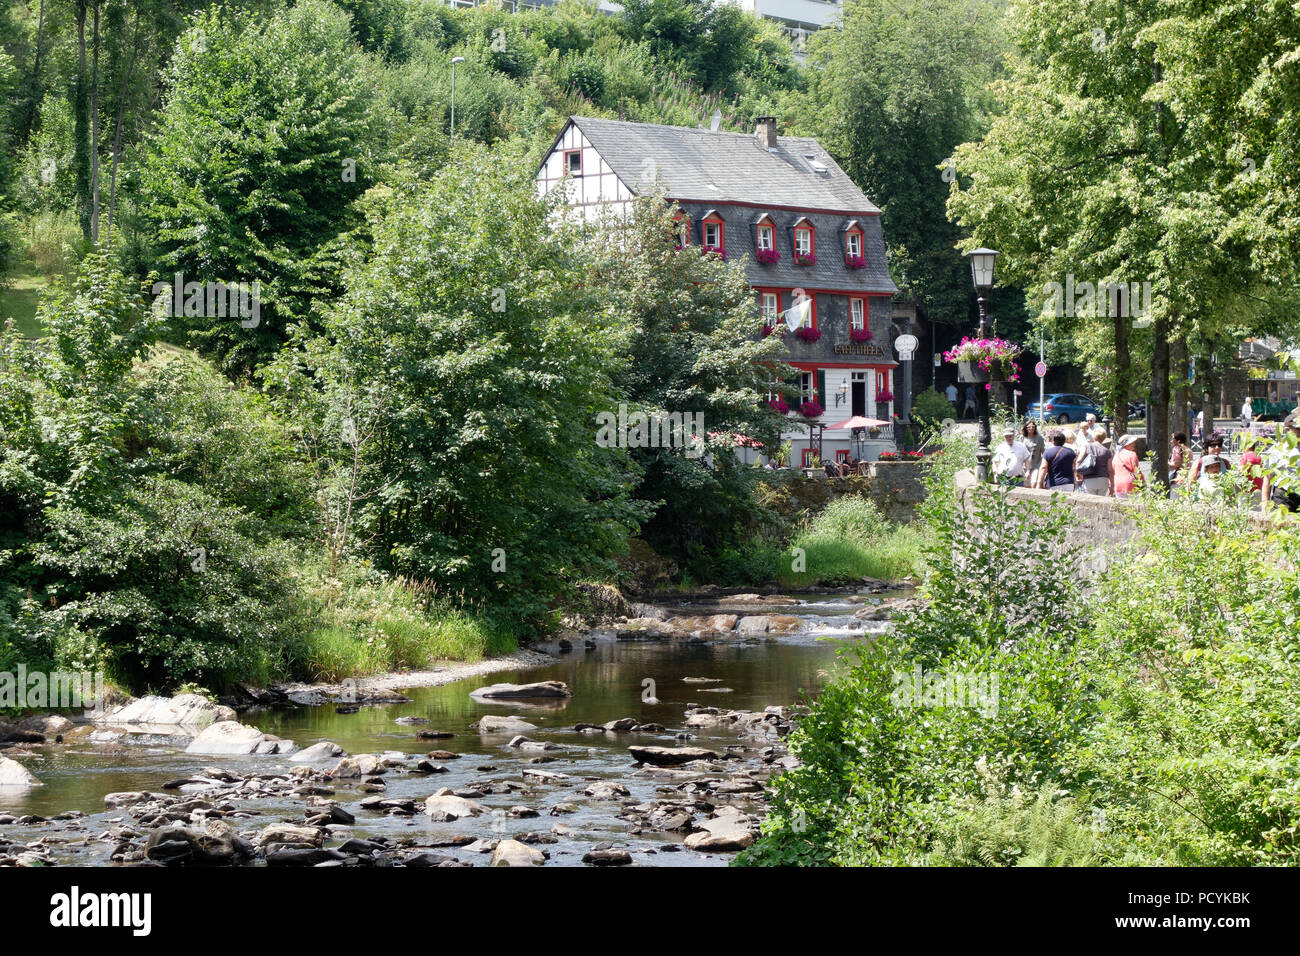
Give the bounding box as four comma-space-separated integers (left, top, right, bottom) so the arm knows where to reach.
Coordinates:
757, 461, 926, 525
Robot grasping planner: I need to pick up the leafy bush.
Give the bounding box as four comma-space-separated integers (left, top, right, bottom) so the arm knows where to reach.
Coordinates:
911, 386, 956, 426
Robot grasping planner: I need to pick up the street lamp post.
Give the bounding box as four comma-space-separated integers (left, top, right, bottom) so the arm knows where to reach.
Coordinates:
450, 56, 465, 142
964, 247, 999, 483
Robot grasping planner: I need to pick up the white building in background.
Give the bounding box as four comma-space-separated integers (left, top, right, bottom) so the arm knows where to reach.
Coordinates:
725, 0, 844, 51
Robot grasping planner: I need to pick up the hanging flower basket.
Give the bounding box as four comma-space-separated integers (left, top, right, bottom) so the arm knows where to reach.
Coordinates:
845, 254, 866, 269
850, 328, 873, 343
794, 326, 822, 342
794, 253, 816, 266
756, 249, 780, 265
944, 337, 1022, 384
767, 397, 790, 415
799, 400, 824, 419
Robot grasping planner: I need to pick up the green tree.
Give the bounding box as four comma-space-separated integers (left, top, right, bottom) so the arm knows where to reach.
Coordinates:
140, 0, 382, 376
798, 0, 1004, 328
587, 197, 791, 562
264, 148, 645, 631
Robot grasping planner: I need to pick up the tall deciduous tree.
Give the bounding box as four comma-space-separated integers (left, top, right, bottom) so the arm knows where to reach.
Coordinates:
140, 0, 382, 377
264, 150, 645, 631
797, 0, 1004, 328
586, 197, 791, 562
946, 0, 1300, 483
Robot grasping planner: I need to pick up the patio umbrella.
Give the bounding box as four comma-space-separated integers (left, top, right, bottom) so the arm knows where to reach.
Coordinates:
826, 415, 890, 430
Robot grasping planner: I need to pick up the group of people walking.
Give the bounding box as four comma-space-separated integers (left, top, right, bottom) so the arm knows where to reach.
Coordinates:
993, 416, 1139, 496
988, 408, 1300, 511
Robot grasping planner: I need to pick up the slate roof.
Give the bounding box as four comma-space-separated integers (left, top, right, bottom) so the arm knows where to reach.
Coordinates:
569, 116, 882, 214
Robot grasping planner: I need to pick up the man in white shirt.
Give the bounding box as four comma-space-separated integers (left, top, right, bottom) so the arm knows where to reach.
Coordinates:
992, 427, 1030, 485
1241, 397, 1253, 429
945, 383, 958, 407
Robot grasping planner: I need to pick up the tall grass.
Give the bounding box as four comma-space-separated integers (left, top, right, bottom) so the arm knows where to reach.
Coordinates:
289, 564, 518, 682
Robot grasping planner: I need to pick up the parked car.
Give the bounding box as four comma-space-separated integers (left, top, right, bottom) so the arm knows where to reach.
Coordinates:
1026, 393, 1104, 424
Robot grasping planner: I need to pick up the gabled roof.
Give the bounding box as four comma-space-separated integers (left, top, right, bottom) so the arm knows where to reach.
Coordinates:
565, 116, 881, 215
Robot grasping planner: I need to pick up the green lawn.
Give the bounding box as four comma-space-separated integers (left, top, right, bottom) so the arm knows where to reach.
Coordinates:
0, 268, 49, 337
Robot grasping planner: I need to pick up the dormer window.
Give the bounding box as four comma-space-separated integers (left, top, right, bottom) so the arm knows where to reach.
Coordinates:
845, 220, 866, 268
793, 218, 815, 265
564, 149, 582, 175
754, 214, 779, 264
702, 210, 726, 258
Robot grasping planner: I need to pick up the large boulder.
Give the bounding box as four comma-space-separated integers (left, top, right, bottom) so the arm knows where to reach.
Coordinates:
98, 694, 236, 731
0, 756, 41, 788
17, 714, 76, 736
735, 615, 802, 636
255, 824, 323, 849
628, 745, 721, 766
475, 715, 537, 735
0, 724, 45, 744
424, 788, 486, 821
684, 806, 755, 852
490, 839, 545, 867
470, 681, 571, 700
143, 821, 254, 866
184, 721, 296, 756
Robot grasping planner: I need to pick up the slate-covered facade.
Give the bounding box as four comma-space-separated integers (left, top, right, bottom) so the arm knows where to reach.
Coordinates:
536, 114, 902, 466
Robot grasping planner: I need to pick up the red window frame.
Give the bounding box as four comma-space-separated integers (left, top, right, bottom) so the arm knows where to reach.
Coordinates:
757, 288, 781, 322
850, 296, 866, 329
791, 290, 817, 328
835, 449, 850, 463
563, 149, 582, 175
703, 215, 725, 252
794, 223, 815, 258
801, 447, 817, 468
845, 227, 864, 260
673, 213, 691, 247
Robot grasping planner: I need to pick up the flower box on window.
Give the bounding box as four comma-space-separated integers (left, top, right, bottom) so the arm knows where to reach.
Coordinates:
767, 397, 790, 415
794, 326, 822, 342
702, 245, 727, 260
756, 248, 781, 265
761, 324, 785, 338
849, 328, 873, 343
793, 253, 816, 266
845, 254, 866, 269
877, 389, 895, 402
799, 400, 824, 419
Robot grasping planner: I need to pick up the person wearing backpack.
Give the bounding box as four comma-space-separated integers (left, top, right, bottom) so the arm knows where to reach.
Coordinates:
1075, 426, 1113, 496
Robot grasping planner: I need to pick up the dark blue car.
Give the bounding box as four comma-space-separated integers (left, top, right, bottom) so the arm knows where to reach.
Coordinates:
1026, 393, 1103, 424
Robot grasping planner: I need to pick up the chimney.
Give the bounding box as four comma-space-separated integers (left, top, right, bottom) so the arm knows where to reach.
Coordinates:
755, 116, 778, 149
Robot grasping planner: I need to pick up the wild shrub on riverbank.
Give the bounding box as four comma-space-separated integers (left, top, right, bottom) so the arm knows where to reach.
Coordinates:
779, 495, 928, 586
288, 565, 518, 682
741, 476, 1300, 867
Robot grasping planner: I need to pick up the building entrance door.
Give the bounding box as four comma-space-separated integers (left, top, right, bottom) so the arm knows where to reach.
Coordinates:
851, 372, 867, 417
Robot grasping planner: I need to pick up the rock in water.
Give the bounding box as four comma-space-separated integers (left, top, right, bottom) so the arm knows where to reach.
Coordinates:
475, 715, 537, 734
470, 681, 572, 700
583, 848, 633, 866
0, 756, 42, 788
628, 746, 721, 766
185, 721, 297, 756
490, 839, 545, 866
97, 694, 236, 730
683, 806, 755, 852
289, 741, 345, 763
424, 788, 486, 821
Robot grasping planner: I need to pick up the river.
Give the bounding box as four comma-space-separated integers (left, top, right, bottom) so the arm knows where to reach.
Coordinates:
0, 592, 900, 867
